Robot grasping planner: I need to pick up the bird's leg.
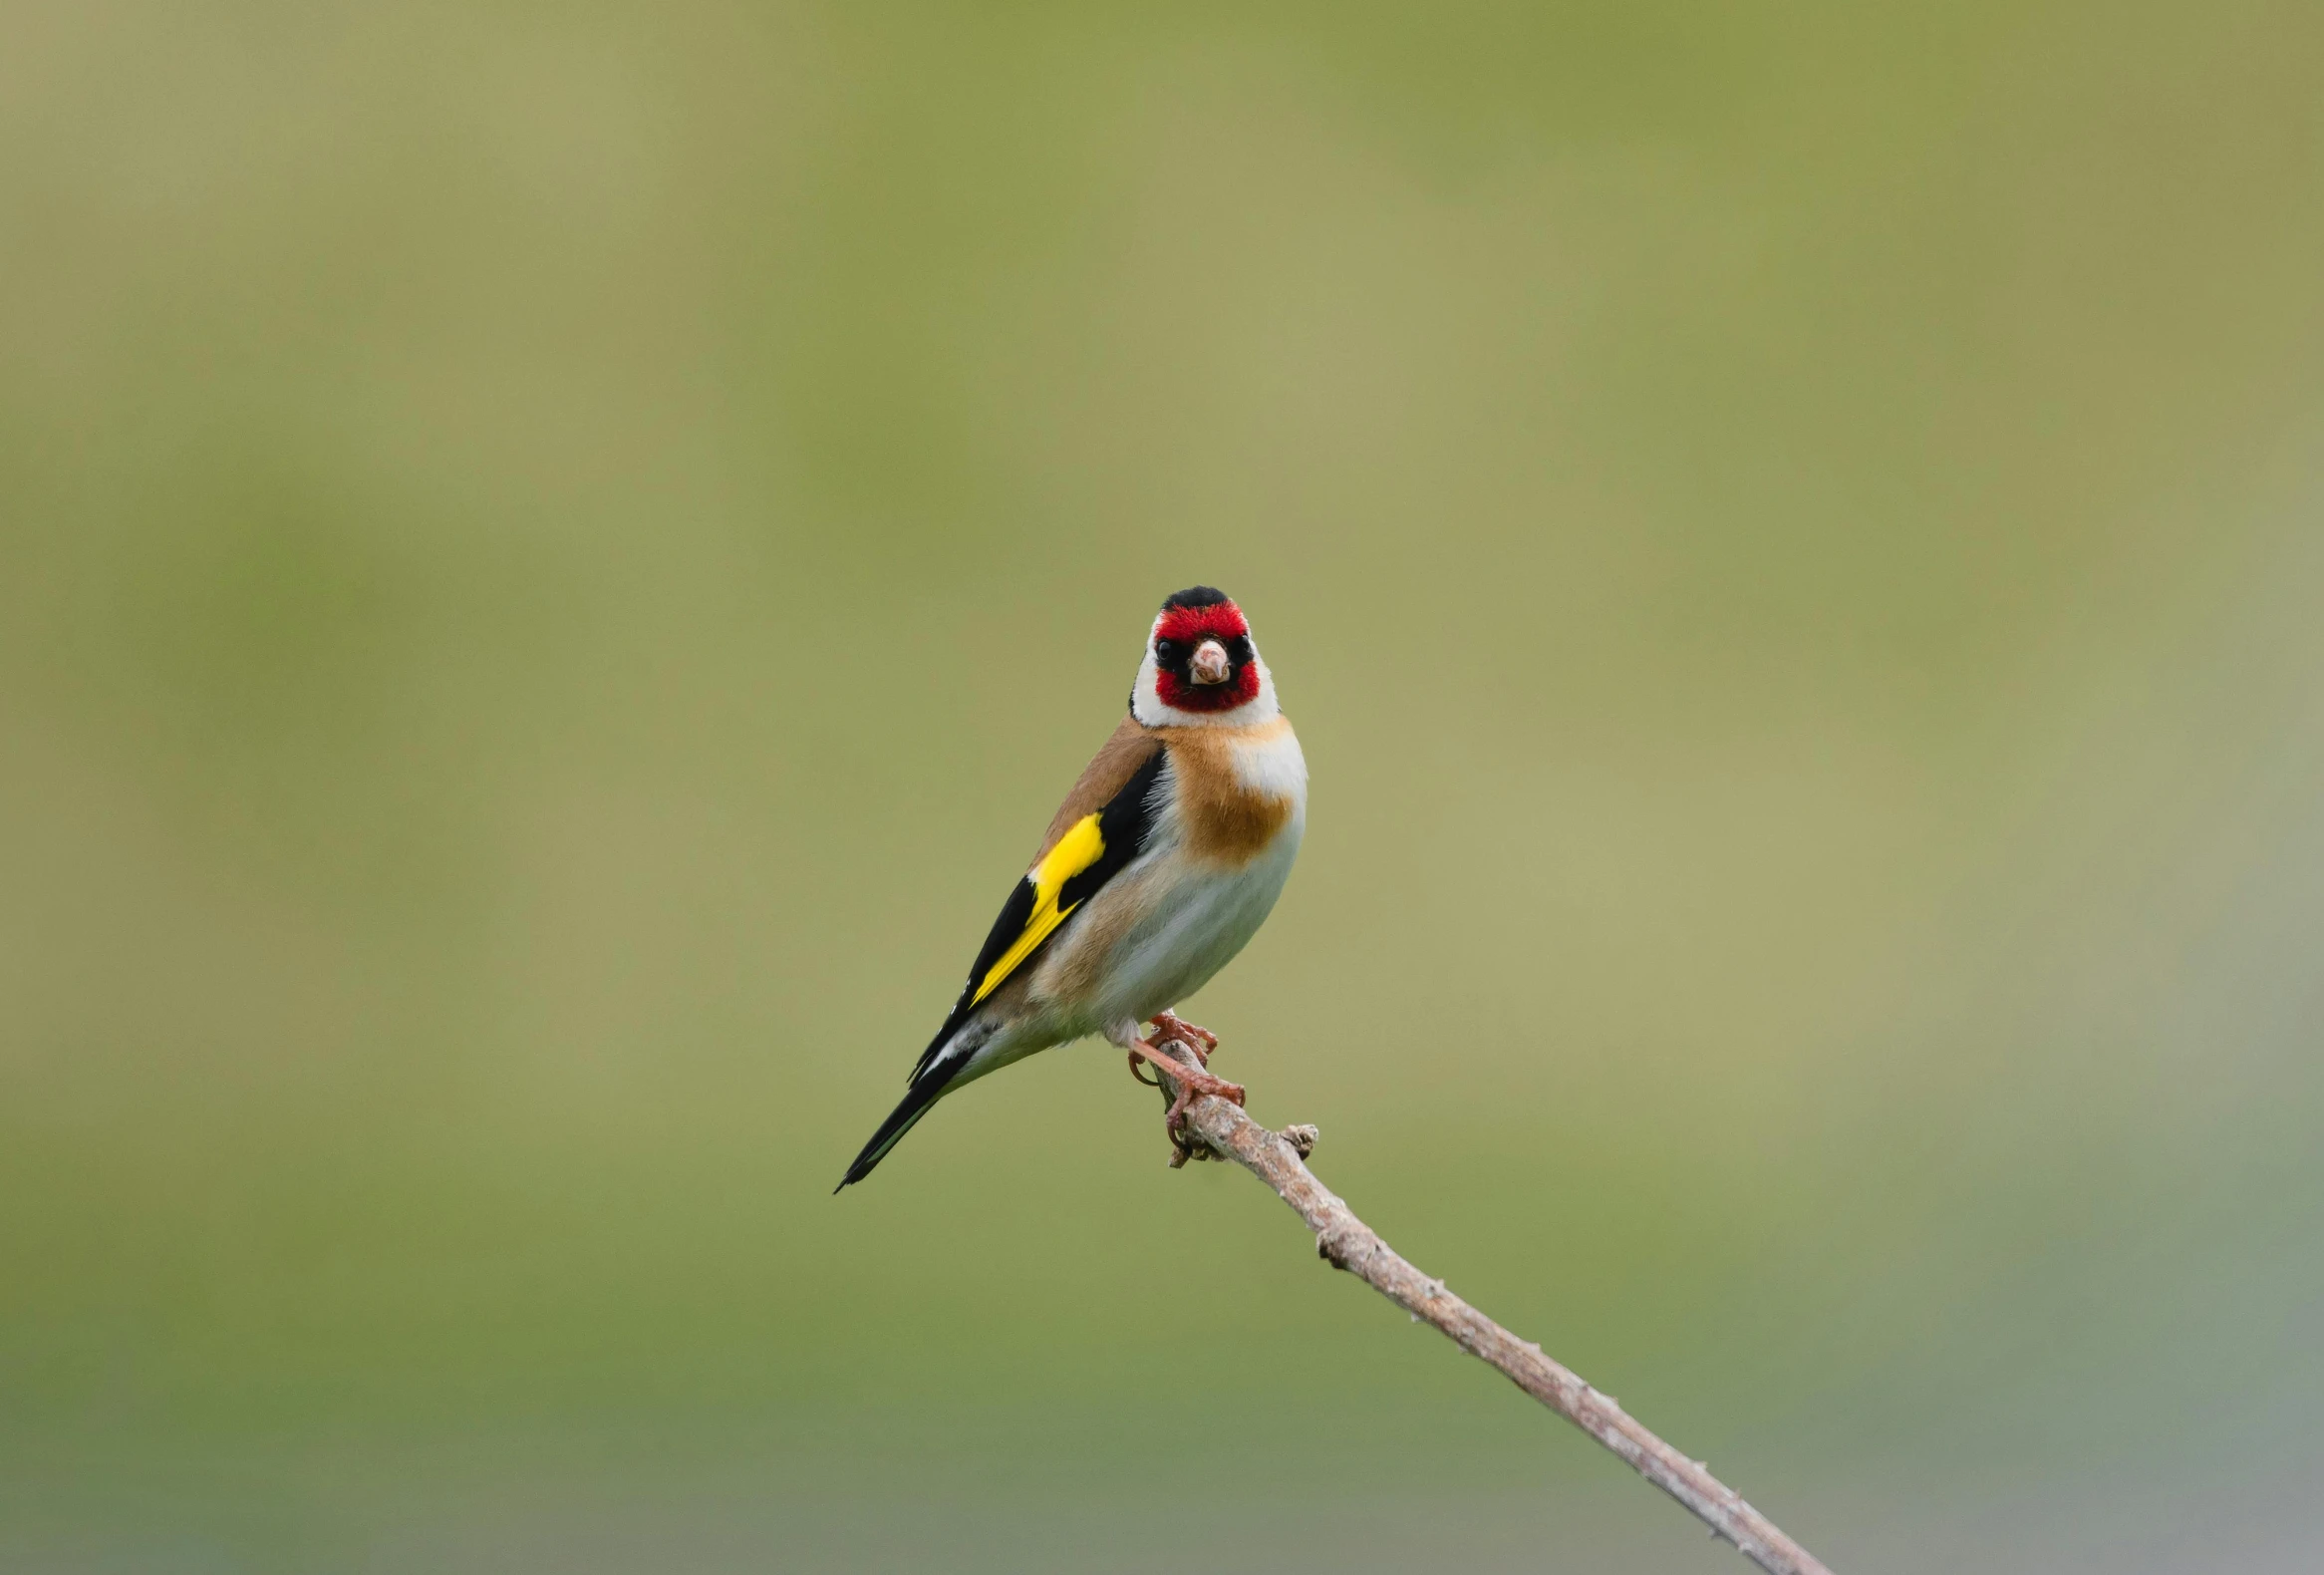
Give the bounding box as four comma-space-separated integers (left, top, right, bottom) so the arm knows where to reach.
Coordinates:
1148, 1010, 1218, 1068
1125, 1009, 1217, 1085
1112, 1020, 1242, 1165
1124, 1035, 1245, 1121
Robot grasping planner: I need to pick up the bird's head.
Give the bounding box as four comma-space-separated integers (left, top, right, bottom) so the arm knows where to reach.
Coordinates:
1131, 586, 1278, 727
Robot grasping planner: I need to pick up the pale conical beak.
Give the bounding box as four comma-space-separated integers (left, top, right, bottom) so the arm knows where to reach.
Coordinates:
1189, 639, 1232, 685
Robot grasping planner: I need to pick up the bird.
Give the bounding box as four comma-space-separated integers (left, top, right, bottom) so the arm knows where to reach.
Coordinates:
836, 586, 1307, 1188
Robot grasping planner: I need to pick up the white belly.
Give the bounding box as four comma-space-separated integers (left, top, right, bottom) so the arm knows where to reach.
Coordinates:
1077, 815, 1303, 1025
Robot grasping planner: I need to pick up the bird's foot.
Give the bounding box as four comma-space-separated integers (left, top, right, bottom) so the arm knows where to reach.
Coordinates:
1126, 1010, 1219, 1086
1120, 1022, 1242, 1166
1159, 1059, 1246, 1167
1148, 1010, 1218, 1066
1125, 1035, 1245, 1123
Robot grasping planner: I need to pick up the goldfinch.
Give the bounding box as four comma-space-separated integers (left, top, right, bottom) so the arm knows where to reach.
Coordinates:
837, 587, 1307, 1188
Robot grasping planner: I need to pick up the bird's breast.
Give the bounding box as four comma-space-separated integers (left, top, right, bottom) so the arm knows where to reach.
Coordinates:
1159, 715, 1307, 865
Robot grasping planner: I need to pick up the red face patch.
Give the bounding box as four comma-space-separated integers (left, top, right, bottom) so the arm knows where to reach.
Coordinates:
1155, 602, 1250, 644
1153, 598, 1260, 712
1156, 662, 1261, 712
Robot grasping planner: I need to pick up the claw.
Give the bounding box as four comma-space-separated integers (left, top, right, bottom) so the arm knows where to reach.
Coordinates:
1123, 1020, 1242, 1165
1159, 1060, 1245, 1132
1149, 1010, 1219, 1067
1127, 1036, 1244, 1124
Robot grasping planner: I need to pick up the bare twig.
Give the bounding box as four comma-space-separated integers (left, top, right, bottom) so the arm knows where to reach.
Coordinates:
1148, 1040, 1834, 1575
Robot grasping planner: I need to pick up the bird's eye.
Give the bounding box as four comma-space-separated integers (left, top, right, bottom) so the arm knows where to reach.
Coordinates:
1154, 639, 1178, 663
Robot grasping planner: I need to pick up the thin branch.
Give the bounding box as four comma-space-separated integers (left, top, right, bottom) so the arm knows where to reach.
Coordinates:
1149, 1042, 1834, 1575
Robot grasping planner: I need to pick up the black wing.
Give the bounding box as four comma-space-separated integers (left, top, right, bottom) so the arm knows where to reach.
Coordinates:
836, 748, 1168, 1189
909, 745, 1168, 1082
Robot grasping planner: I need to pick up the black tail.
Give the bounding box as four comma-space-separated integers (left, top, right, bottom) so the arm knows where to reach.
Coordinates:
834, 1073, 951, 1190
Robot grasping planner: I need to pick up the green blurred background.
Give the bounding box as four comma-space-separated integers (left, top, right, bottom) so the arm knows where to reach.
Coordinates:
6, 2, 2323, 1570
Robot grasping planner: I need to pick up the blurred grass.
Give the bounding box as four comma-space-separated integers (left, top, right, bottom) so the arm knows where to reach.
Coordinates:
5, 1, 2324, 1570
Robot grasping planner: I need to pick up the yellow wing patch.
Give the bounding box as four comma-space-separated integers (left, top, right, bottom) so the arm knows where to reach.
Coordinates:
971, 812, 1106, 1006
